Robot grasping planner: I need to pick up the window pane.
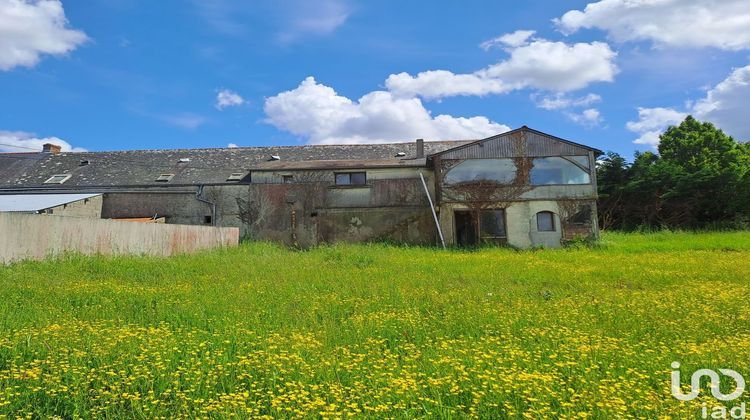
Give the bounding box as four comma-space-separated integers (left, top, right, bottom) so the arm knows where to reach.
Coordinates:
480, 210, 506, 237
335, 173, 350, 185
568, 155, 590, 169
537, 212, 555, 231
531, 157, 590, 185
350, 172, 366, 185
445, 159, 517, 184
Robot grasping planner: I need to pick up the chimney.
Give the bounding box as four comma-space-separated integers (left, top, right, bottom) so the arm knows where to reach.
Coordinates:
42, 143, 62, 154
416, 138, 424, 158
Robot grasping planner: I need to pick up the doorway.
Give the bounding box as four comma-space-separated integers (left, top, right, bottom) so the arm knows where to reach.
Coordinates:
454, 211, 477, 247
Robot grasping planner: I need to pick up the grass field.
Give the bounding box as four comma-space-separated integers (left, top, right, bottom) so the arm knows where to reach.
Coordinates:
0, 231, 749, 418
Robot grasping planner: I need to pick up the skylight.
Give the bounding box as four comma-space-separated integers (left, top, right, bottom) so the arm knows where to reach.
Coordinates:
269, 155, 281, 161
226, 173, 245, 182
44, 174, 72, 184
155, 174, 175, 182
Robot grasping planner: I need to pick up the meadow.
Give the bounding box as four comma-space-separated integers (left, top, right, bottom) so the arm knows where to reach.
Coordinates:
0, 231, 749, 418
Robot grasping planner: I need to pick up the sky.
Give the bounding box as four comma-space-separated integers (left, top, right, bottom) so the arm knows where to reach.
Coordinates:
0, 0, 749, 157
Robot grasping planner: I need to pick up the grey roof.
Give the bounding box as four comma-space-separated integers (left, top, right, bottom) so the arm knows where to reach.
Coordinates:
0, 140, 472, 189
0, 193, 101, 212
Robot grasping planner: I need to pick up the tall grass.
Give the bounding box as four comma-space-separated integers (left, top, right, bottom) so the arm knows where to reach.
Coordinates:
0, 232, 748, 417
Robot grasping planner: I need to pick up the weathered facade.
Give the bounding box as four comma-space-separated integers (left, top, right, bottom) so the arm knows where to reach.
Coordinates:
0, 127, 602, 248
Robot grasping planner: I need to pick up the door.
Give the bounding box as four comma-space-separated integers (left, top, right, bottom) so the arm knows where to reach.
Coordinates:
454, 211, 477, 247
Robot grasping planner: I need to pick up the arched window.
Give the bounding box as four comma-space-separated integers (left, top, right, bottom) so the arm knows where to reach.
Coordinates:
536, 211, 556, 232
530, 157, 590, 185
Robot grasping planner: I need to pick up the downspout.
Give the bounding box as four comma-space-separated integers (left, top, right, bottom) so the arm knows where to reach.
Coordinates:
196, 185, 216, 226
419, 172, 446, 249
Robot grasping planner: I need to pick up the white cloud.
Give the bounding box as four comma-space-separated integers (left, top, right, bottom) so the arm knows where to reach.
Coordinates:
627, 64, 750, 147
386, 70, 513, 99
278, 0, 349, 42
691, 65, 750, 140
479, 30, 535, 50
227, 143, 238, 148
0, 0, 87, 71
533, 93, 601, 110
0, 130, 85, 152
626, 107, 687, 147
566, 108, 602, 127
556, 0, 750, 50
264, 77, 510, 144
385, 37, 617, 99
215, 89, 245, 110
532, 93, 604, 126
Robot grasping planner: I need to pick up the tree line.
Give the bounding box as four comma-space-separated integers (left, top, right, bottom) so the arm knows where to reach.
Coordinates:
597, 116, 750, 230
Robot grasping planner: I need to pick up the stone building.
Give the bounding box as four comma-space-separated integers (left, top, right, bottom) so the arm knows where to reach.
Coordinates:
0, 127, 602, 248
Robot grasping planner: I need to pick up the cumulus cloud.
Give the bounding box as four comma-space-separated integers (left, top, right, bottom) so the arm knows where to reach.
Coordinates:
627, 64, 750, 147
566, 108, 602, 127
386, 37, 617, 99
227, 143, 238, 148
626, 107, 688, 147
691, 65, 750, 140
0, 130, 85, 152
215, 89, 245, 110
0, 0, 88, 71
264, 77, 510, 144
556, 0, 750, 50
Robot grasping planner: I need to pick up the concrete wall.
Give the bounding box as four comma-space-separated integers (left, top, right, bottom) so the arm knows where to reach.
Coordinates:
0, 212, 239, 264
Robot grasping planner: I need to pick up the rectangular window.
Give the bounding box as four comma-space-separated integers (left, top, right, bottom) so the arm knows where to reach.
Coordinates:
537, 212, 555, 232
480, 210, 506, 239
282, 175, 293, 184
335, 172, 366, 186
44, 174, 71, 184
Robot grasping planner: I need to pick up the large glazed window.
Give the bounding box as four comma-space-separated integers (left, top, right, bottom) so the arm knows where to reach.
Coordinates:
444, 159, 517, 184
530, 157, 590, 185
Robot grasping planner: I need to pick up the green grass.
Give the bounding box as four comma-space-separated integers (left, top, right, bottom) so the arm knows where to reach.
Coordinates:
0, 232, 749, 418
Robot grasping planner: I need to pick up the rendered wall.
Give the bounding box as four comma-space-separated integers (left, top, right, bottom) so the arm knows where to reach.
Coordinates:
0, 212, 239, 264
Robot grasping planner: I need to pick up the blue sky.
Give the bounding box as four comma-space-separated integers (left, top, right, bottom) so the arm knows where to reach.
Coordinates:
0, 0, 748, 156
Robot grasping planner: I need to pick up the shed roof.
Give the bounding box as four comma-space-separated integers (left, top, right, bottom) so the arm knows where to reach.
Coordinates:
0, 193, 102, 212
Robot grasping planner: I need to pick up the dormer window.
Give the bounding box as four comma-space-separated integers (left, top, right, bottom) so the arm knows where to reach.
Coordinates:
44, 174, 71, 184
155, 174, 175, 182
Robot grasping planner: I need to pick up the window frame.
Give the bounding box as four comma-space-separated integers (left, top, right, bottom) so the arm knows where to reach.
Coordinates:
536, 211, 556, 232
530, 157, 591, 186
479, 209, 507, 241
282, 175, 294, 184
334, 171, 367, 186
43, 174, 72, 184
155, 173, 175, 182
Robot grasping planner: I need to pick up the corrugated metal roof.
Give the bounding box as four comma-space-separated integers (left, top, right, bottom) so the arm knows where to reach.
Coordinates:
0, 193, 101, 212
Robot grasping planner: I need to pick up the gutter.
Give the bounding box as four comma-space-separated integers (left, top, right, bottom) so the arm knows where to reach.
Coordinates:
195, 185, 217, 226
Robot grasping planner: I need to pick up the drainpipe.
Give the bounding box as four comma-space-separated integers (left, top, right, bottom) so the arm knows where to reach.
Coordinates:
196, 185, 216, 226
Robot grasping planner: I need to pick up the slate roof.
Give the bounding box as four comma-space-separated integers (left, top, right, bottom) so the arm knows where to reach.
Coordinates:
0, 141, 472, 190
